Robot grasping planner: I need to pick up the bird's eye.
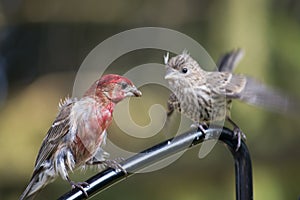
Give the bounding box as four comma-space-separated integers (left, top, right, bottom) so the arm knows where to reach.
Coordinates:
181, 68, 188, 74
121, 82, 128, 89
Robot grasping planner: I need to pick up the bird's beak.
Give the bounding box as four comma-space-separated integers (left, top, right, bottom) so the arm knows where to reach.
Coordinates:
127, 86, 142, 97
165, 67, 177, 80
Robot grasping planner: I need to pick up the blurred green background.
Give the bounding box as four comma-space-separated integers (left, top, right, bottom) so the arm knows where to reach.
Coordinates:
0, 0, 300, 199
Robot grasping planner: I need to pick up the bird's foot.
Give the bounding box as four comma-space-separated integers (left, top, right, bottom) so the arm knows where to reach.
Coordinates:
88, 158, 127, 174
102, 159, 127, 174
226, 116, 247, 151
233, 127, 246, 151
191, 122, 208, 133
68, 180, 89, 198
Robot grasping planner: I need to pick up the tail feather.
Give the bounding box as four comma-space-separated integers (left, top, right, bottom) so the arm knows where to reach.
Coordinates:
20, 168, 56, 200
19, 176, 40, 200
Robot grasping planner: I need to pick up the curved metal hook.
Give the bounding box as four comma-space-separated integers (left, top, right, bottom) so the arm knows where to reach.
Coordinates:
58, 127, 253, 200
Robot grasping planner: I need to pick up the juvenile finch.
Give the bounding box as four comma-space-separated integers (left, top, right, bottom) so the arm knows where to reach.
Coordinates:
167, 49, 244, 117
165, 50, 298, 149
20, 74, 142, 200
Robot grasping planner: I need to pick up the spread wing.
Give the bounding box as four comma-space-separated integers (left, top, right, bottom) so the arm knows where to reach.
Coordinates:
206, 72, 247, 97
217, 48, 244, 72
33, 98, 75, 172
210, 73, 298, 115
228, 76, 294, 113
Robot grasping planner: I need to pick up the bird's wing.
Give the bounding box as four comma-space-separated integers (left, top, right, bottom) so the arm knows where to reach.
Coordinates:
214, 49, 292, 111
217, 48, 244, 72
229, 76, 295, 113
167, 93, 180, 116
214, 74, 299, 115
224, 74, 247, 96
206, 72, 247, 98
33, 98, 75, 172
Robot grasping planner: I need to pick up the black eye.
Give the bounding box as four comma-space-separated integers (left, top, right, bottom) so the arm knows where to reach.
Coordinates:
181, 68, 188, 73
121, 82, 128, 89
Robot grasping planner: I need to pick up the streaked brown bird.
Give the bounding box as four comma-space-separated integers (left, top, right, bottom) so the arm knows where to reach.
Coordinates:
165, 49, 298, 149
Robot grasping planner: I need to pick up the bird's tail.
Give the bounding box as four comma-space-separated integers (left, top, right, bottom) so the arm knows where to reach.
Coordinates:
19, 169, 55, 200
19, 176, 39, 200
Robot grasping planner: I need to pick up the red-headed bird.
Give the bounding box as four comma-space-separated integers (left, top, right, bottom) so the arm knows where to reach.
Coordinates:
20, 74, 142, 200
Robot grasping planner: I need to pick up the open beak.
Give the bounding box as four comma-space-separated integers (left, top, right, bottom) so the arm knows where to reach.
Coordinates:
128, 86, 142, 97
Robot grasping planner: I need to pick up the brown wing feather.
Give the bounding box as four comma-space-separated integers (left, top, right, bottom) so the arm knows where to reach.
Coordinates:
224, 74, 247, 96
217, 48, 244, 72
34, 98, 75, 171
233, 76, 299, 114
205, 72, 246, 96
167, 93, 181, 116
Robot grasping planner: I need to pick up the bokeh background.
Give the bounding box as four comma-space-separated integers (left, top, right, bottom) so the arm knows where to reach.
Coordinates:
0, 0, 300, 199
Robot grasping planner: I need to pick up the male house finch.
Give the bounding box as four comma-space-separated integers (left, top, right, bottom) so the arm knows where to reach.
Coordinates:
165, 50, 297, 149
20, 74, 142, 200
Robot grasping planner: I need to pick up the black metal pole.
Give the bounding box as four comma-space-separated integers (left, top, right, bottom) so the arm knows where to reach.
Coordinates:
58, 127, 253, 200
219, 129, 253, 200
